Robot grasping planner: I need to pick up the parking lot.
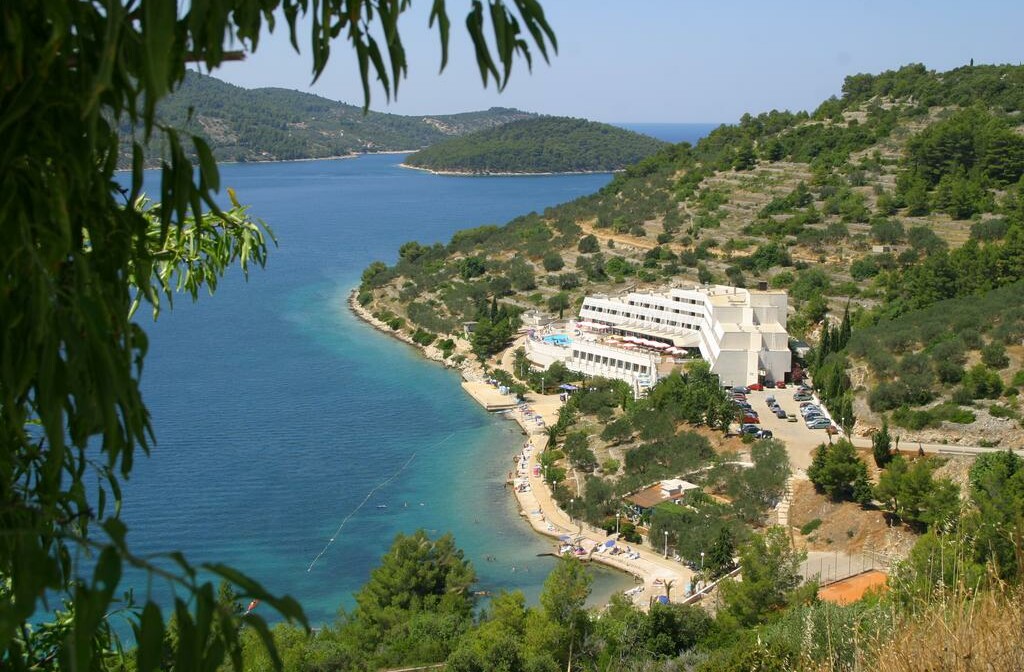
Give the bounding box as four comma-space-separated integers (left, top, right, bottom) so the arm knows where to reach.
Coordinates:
731, 385, 838, 471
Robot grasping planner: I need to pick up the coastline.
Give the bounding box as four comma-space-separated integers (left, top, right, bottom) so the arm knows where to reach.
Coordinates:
118, 150, 421, 173
347, 290, 694, 608
399, 162, 619, 177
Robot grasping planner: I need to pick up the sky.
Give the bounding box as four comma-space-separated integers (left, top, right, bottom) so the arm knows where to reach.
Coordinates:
207, 1, 1024, 124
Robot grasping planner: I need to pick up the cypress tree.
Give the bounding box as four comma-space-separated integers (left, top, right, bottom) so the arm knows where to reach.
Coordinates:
839, 302, 852, 349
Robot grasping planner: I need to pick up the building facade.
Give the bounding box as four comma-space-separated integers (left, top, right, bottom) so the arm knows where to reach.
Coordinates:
525, 284, 791, 391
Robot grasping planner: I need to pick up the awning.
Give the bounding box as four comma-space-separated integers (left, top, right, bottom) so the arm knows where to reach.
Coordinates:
575, 321, 609, 331
559, 384, 579, 391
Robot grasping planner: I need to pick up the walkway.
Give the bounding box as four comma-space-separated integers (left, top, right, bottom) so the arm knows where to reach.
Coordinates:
508, 394, 695, 609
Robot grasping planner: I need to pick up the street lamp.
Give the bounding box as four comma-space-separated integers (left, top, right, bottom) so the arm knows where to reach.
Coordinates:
663, 530, 669, 559
569, 498, 574, 527
700, 551, 705, 572
615, 512, 621, 536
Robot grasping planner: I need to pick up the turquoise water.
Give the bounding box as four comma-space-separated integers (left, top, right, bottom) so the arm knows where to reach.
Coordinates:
542, 334, 572, 346
120, 124, 712, 630
121, 155, 620, 628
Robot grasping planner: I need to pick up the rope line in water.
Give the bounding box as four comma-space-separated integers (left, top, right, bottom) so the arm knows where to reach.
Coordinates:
305, 431, 456, 572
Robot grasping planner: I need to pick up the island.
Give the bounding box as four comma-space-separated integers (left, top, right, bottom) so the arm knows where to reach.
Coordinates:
402, 116, 667, 174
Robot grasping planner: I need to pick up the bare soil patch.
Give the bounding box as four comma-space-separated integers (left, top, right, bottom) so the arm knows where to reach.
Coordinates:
789, 480, 918, 561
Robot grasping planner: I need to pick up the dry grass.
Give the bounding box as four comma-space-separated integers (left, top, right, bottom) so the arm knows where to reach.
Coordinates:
868, 587, 1024, 672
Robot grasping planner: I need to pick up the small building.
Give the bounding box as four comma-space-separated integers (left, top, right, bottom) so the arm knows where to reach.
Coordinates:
521, 309, 556, 329
625, 479, 699, 515
462, 321, 478, 337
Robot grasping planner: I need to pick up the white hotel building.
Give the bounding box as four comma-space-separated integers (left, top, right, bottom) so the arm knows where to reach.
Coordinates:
525, 284, 791, 393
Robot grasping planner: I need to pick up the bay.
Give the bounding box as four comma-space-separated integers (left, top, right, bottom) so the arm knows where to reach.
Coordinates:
120, 123, 712, 630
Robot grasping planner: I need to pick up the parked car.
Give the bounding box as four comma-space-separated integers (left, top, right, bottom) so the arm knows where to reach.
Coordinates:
731, 386, 750, 394
765, 396, 776, 405
793, 392, 813, 401
755, 429, 773, 439
748, 383, 764, 391
787, 414, 798, 422
742, 414, 760, 424
807, 418, 833, 429
740, 423, 760, 435
776, 380, 787, 389
774, 409, 787, 419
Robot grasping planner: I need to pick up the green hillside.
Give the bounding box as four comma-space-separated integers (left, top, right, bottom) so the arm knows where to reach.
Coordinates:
122, 71, 537, 165
360, 63, 1024, 446
403, 116, 667, 173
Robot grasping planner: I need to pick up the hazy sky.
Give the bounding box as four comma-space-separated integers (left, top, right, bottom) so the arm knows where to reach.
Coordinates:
208, 1, 1024, 123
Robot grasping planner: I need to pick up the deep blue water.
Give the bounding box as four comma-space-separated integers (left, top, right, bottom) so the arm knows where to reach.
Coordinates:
119, 123, 713, 631
616, 122, 721, 145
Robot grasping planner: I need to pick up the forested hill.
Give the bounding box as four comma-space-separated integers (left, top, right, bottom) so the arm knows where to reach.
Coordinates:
123, 71, 537, 165
403, 116, 667, 173
360, 62, 1024, 447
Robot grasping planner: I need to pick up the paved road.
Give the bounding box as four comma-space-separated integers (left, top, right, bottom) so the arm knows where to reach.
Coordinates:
736, 387, 1023, 471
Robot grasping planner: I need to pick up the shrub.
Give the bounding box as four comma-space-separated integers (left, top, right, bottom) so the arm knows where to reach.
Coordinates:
962, 364, 1004, 399
800, 519, 823, 536
988, 404, 1020, 420
411, 329, 437, 346
981, 342, 1010, 369
891, 406, 935, 430
577, 234, 599, 253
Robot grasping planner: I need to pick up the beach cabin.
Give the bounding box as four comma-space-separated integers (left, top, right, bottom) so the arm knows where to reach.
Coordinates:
624, 479, 699, 517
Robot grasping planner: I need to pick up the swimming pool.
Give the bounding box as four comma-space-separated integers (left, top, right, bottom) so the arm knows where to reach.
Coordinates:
542, 334, 572, 346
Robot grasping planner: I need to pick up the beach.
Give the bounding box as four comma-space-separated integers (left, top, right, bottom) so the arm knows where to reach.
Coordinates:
349, 291, 695, 608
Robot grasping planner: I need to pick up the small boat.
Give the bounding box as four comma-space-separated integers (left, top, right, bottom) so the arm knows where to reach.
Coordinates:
376, 504, 387, 509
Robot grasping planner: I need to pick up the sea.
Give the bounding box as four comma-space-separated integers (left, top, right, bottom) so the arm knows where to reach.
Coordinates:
118, 123, 716, 631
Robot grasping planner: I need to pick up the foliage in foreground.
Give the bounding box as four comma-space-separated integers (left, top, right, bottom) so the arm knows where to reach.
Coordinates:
1, 0, 555, 668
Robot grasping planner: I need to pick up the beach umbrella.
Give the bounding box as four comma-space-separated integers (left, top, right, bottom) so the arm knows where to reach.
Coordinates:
559, 534, 572, 542
603, 539, 615, 548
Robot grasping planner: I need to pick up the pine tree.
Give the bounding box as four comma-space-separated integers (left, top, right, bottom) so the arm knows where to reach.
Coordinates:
872, 419, 893, 467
